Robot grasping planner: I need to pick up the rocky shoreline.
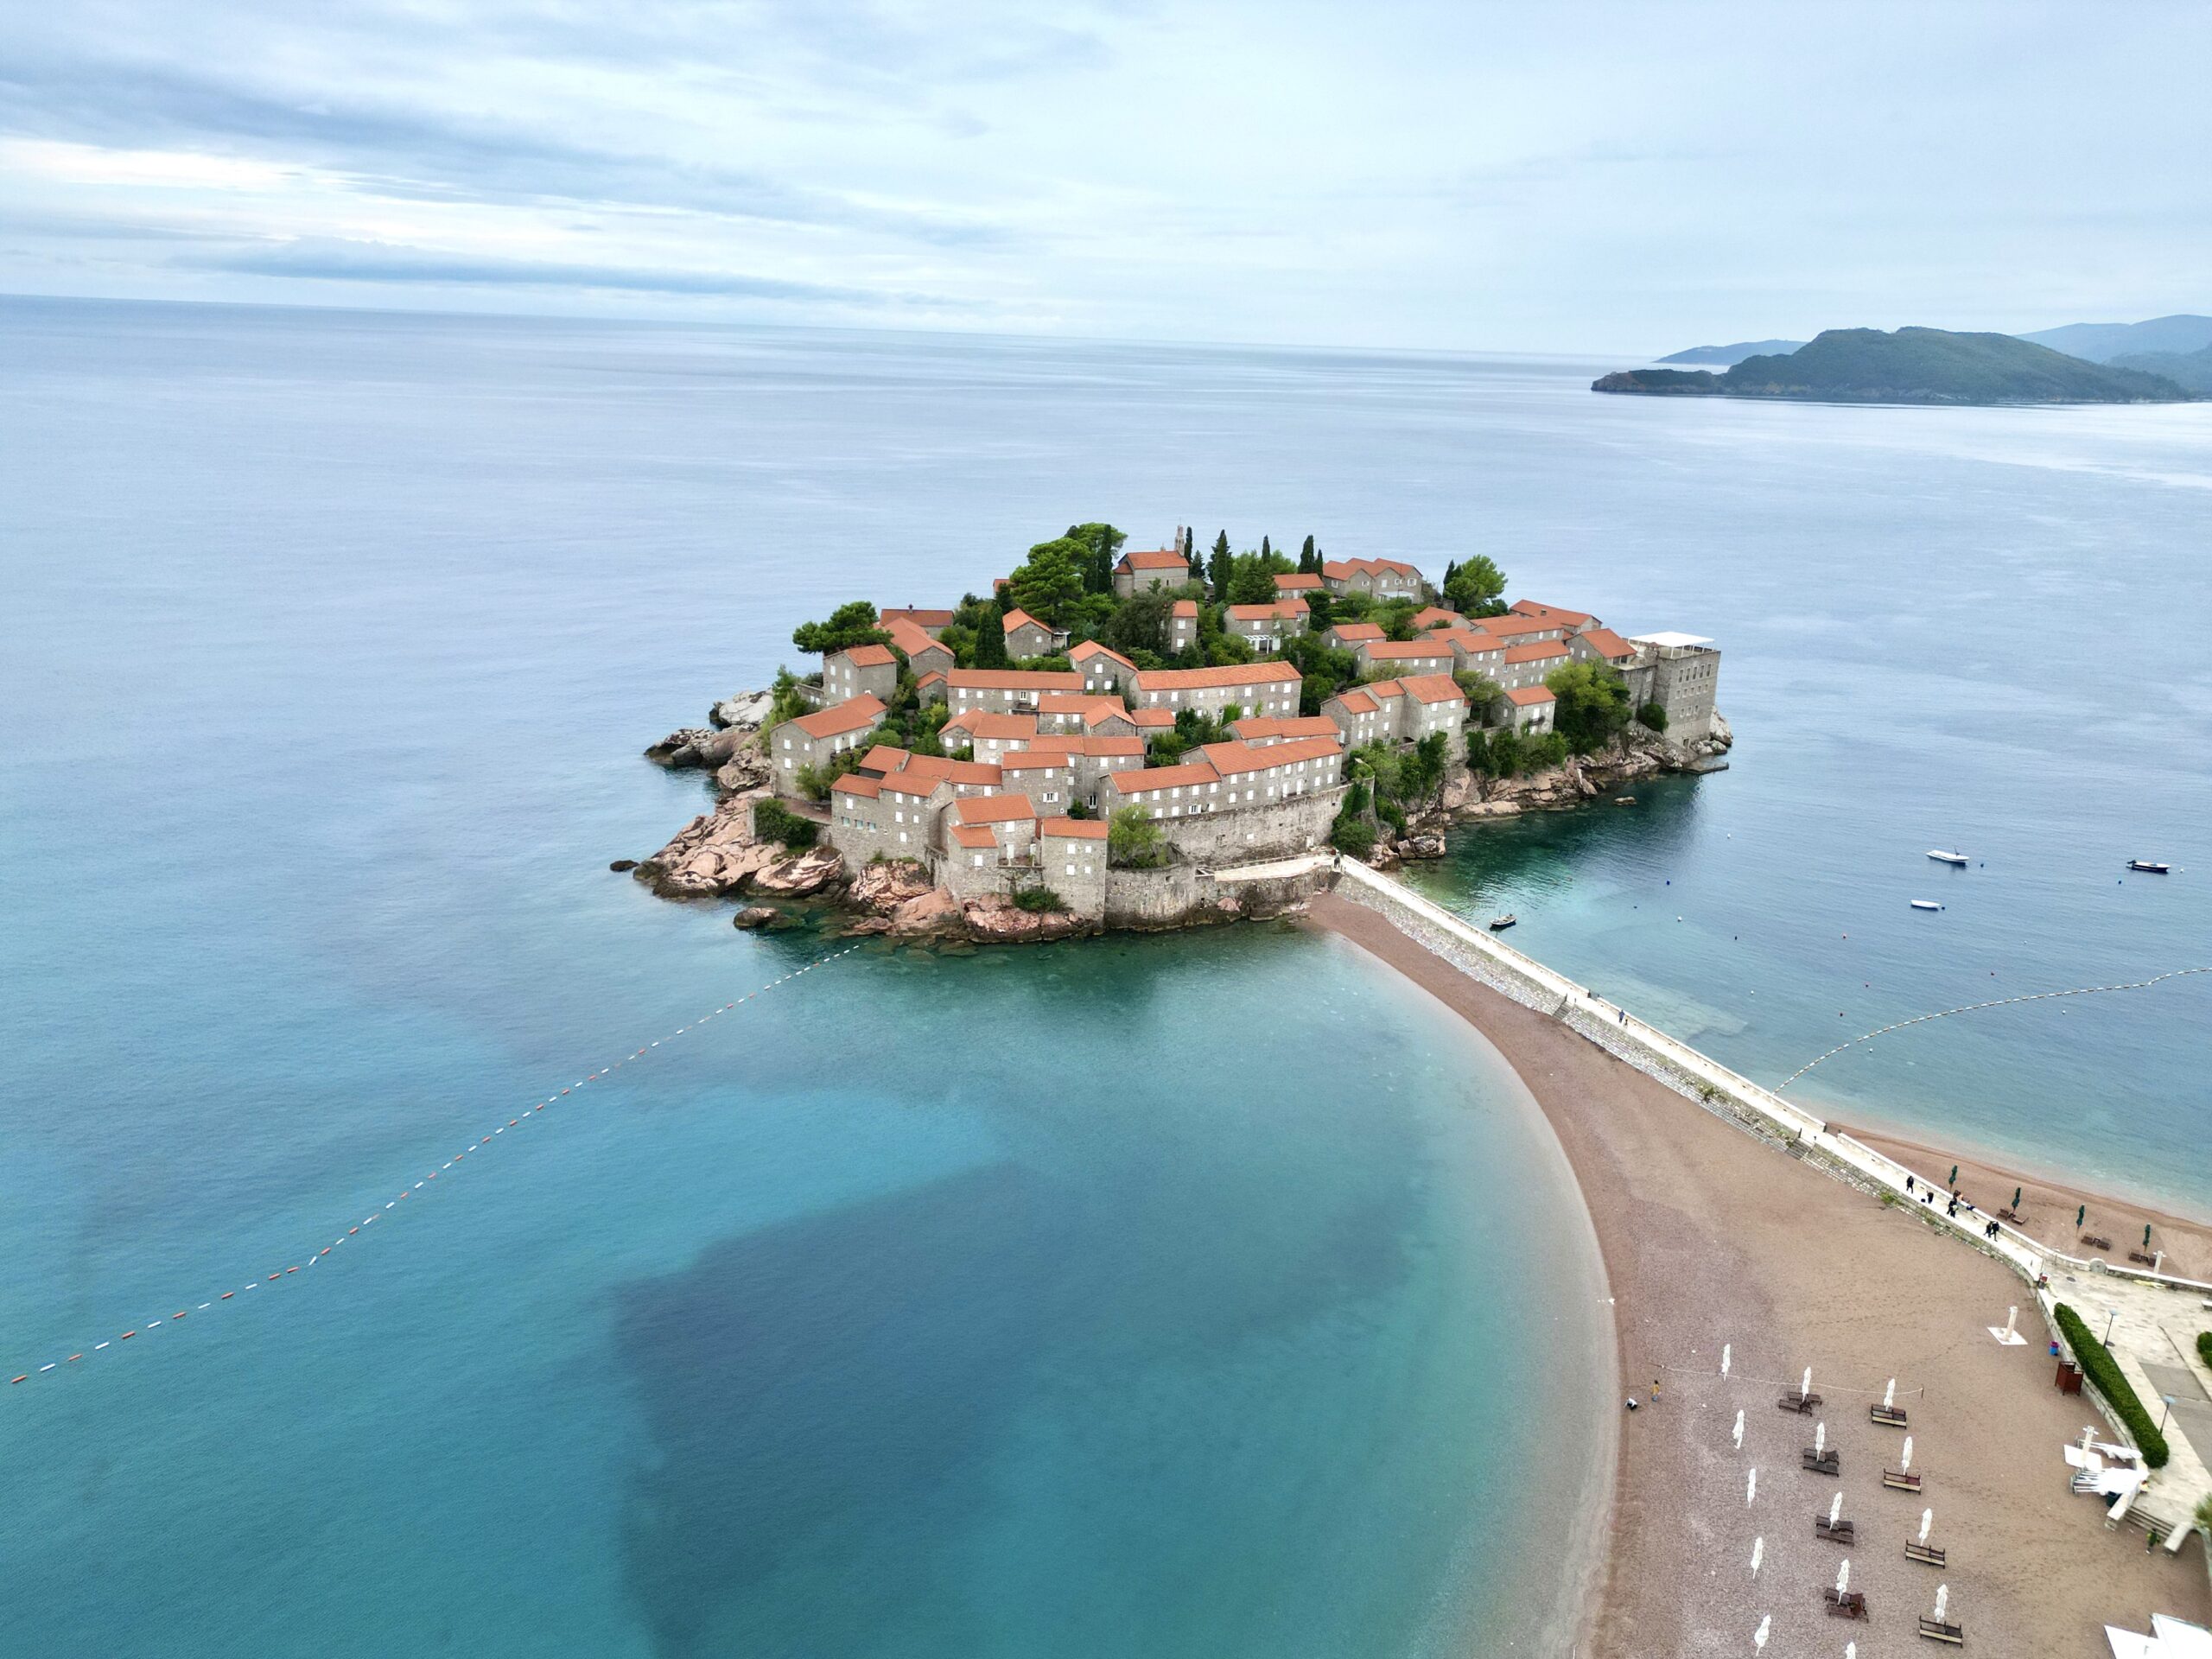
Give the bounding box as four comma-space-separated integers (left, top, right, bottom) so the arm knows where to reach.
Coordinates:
626, 692, 1732, 939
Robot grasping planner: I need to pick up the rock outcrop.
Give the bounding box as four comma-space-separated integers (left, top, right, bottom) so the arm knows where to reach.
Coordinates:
958, 897, 1095, 943
847, 860, 937, 915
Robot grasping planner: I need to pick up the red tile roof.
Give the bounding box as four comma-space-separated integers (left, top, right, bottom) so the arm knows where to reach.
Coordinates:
1512, 601, 1595, 627
1328, 689, 1378, 715
1169, 600, 1198, 619
915, 670, 946, 689
1118, 549, 1190, 571
942, 709, 1038, 739
1411, 607, 1459, 631
1226, 599, 1307, 621
1578, 626, 1636, 661
1362, 640, 1456, 662
830, 774, 882, 798
1021, 734, 1145, 758
861, 747, 1001, 791
1001, 607, 1046, 634
956, 794, 1038, 824
1322, 556, 1421, 581
1232, 715, 1341, 741
1134, 662, 1300, 691
1199, 736, 1343, 776
1399, 673, 1470, 705
1505, 684, 1556, 705
1068, 640, 1135, 669
1328, 622, 1384, 643
885, 617, 950, 660
1503, 640, 1570, 664
948, 669, 1084, 691
1274, 572, 1323, 592
790, 694, 886, 739
1363, 678, 1405, 700
1039, 817, 1109, 840
999, 751, 1078, 773
950, 823, 998, 849
834, 643, 897, 668
880, 607, 955, 630
1107, 762, 1221, 796
1440, 627, 1503, 655
1130, 708, 1176, 728
1474, 613, 1564, 639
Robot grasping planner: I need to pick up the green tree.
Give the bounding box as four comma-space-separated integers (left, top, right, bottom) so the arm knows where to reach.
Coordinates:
1008, 537, 1088, 629
1207, 531, 1234, 599
791, 601, 889, 655
973, 601, 1009, 668
1065, 522, 1127, 594
1108, 805, 1170, 868
1637, 701, 1668, 733
1260, 534, 1272, 561
1299, 534, 1318, 573
1442, 556, 1507, 616
1103, 589, 1172, 655
1454, 671, 1501, 713
1546, 660, 1631, 753
1304, 589, 1335, 631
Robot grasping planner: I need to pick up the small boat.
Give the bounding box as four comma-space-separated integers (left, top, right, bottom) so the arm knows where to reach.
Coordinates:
1489, 913, 1517, 931
1910, 900, 1945, 912
1926, 850, 1969, 867
2126, 860, 2170, 874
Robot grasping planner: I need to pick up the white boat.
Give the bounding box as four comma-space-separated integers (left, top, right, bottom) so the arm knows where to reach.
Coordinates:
1926, 850, 1969, 867
1910, 899, 1945, 912
2126, 859, 2170, 874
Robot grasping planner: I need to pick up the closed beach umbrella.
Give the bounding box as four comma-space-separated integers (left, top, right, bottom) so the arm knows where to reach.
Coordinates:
2012, 1186, 2023, 1209
1948, 1165, 1959, 1186
2077, 1203, 2087, 1228
2144, 1223, 2153, 1248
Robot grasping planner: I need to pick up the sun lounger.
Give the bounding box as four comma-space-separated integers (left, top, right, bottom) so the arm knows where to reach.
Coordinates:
1777, 1389, 1822, 1414
2080, 1233, 2111, 1250
1883, 1468, 1923, 1492
1870, 1404, 1910, 1427
1904, 1541, 1947, 1567
2127, 1250, 2157, 1266
1997, 1206, 2021, 1222
1918, 1616, 1964, 1643
1802, 1448, 1840, 1475
1823, 1589, 1870, 1620
1815, 1516, 1856, 1544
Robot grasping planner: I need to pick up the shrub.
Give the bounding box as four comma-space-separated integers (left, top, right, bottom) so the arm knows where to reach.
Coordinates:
1637, 701, 1669, 733
1108, 805, 1170, 869
752, 799, 818, 850
2054, 1302, 2170, 1467
2199, 1331, 2211, 1370
1522, 731, 1571, 772
1012, 886, 1067, 913
1330, 817, 1377, 858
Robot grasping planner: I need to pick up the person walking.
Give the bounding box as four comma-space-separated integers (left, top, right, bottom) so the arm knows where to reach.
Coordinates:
1650, 1377, 1662, 1403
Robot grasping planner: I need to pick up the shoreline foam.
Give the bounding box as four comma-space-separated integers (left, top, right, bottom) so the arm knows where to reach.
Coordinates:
1303, 892, 2212, 1655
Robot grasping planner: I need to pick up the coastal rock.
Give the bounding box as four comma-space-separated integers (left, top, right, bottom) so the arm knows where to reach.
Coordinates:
1365, 845, 1402, 871
886, 887, 964, 939
645, 727, 717, 769
608, 859, 638, 873
632, 791, 772, 898
836, 916, 894, 937
714, 749, 770, 794
687, 727, 756, 768
1462, 799, 1522, 818
960, 897, 1092, 942
1399, 834, 1447, 859
710, 690, 774, 730
749, 846, 846, 897
731, 906, 778, 930
848, 859, 937, 915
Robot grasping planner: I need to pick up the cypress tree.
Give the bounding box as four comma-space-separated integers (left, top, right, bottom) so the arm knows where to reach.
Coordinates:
1260, 534, 1272, 561
1208, 531, 1233, 600
975, 602, 1009, 668
1300, 534, 1316, 573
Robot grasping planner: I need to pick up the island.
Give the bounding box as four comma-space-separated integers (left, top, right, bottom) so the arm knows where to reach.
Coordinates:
1595, 326, 2194, 404
1656, 338, 1806, 365
632, 527, 1731, 942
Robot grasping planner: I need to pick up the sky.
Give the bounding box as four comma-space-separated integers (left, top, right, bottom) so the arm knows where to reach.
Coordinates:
1, 1, 2207, 353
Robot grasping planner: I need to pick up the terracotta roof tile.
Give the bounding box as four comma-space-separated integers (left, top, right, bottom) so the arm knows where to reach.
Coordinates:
1118, 548, 1190, 571
1329, 690, 1378, 715
1106, 762, 1222, 795
831, 774, 882, 798
956, 793, 1038, 824
1503, 639, 1570, 664
1133, 662, 1300, 692
1362, 640, 1456, 662
942, 709, 1038, 739
880, 607, 955, 630
1512, 601, 1595, 626
948, 669, 1084, 691
1273, 572, 1323, 592
1398, 673, 1470, 705
950, 823, 998, 849
1578, 626, 1636, 660
1039, 817, 1109, 839
1231, 715, 1341, 741
1328, 622, 1384, 642
1505, 684, 1556, 705
790, 694, 886, 740
1198, 736, 1344, 776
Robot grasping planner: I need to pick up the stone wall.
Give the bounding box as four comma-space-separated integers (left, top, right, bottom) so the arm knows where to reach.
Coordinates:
1154, 786, 1344, 866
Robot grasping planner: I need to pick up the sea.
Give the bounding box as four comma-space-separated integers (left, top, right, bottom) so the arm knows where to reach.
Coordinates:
1, 296, 2205, 1656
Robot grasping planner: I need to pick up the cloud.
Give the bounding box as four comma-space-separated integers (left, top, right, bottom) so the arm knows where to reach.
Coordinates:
184, 236, 942, 306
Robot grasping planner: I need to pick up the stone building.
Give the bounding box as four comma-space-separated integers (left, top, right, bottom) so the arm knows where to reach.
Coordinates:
1273, 572, 1322, 597
820, 643, 899, 705
1224, 598, 1307, 651
946, 668, 1084, 716
772, 693, 885, 791
1499, 639, 1570, 690
1166, 599, 1199, 655
1570, 627, 1638, 671
1230, 715, 1343, 747
1113, 548, 1192, 596
1322, 686, 1389, 749
1129, 662, 1300, 720
940, 709, 1039, 765
880, 607, 955, 636
1356, 639, 1458, 679
1320, 556, 1423, 600
1622, 633, 1722, 738
1325, 620, 1383, 652
1037, 692, 1138, 738
883, 616, 954, 679
1001, 607, 1064, 658
1038, 819, 1109, 917
1196, 736, 1344, 808
1438, 626, 1507, 680
1498, 684, 1557, 734
1069, 640, 1137, 699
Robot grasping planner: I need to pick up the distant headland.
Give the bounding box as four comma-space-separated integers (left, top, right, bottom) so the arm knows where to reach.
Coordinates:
630, 528, 1730, 943
1599, 326, 2196, 404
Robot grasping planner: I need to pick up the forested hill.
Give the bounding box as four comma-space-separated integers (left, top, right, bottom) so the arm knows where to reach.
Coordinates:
1594, 327, 2195, 404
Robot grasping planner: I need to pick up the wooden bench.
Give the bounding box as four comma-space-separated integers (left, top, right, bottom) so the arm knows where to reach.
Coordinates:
1815, 1516, 1856, 1544
1802, 1448, 1840, 1476
1918, 1616, 1964, 1643
2081, 1233, 2112, 1250
1870, 1404, 1910, 1428
1823, 1589, 1869, 1620
1777, 1390, 1822, 1414
1883, 1469, 1923, 1492
1904, 1541, 1947, 1567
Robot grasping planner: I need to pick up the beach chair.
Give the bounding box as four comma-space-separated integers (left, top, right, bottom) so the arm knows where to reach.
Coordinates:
1997, 1206, 2021, 1223
1815, 1516, 1856, 1544
1823, 1589, 1870, 1620
1777, 1389, 1822, 1414
1883, 1468, 1923, 1492
2081, 1233, 2112, 1251
1904, 1540, 1947, 1567
1917, 1615, 1964, 1643
1802, 1447, 1840, 1476
1870, 1404, 1910, 1427
2127, 1250, 2157, 1267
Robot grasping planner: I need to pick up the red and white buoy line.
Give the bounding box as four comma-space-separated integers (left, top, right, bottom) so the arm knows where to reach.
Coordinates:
8, 942, 868, 1393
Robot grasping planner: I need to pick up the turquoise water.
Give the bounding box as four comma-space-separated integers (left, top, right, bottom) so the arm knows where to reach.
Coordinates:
5, 295, 2206, 1651
0, 299, 1611, 1655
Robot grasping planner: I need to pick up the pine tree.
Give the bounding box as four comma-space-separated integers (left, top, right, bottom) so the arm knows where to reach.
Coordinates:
1208, 531, 1233, 600
1300, 535, 1317, 573
1260, 535, 1272, 561
975, 602, 1009, 668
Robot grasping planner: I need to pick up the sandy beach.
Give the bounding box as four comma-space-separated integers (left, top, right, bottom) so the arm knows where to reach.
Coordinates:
1306, 893, 2212, 1657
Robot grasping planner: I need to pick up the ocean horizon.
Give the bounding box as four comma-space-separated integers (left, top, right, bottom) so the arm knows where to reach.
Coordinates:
3, 295, 2206, 1654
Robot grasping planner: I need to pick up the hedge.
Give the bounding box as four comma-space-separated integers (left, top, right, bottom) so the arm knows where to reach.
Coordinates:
2054, 1302, 2169, 1467
2199, 1330, 2211, 1371
752, 799, 817, 850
